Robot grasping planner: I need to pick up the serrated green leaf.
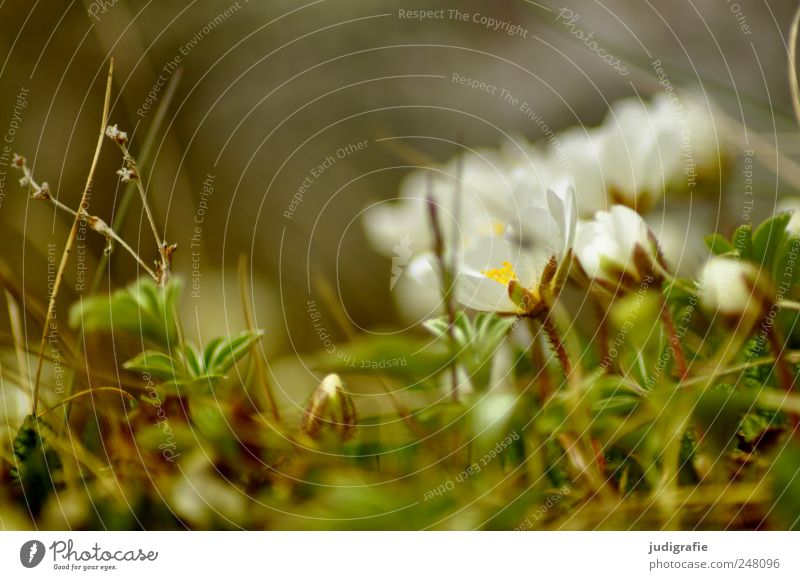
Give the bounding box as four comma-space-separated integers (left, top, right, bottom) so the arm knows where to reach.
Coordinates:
69, 276, 182, 346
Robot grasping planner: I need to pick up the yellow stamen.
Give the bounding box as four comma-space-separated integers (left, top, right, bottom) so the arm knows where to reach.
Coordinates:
492, 221, 506, 235
481, 261, 518, 286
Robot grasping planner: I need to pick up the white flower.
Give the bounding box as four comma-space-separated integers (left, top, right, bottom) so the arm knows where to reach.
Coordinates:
600, 94, 728, 211
575, 205, 664, 291
116, 166, 136, 182
600, 97, 683, 210
450, 182, 577, 316
362, 147, 554, 319
363, 149, 528, 256
699, 257, 762, 316
105, 124, 128, 144
548, 127, 609, 217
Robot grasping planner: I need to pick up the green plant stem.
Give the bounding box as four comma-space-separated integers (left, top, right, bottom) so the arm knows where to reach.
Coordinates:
238, 254, 281, 422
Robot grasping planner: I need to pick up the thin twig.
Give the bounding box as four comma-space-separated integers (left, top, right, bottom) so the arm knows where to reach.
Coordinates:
659, 295, 689, 380
16, 158, 157, 279
117, 142, 163, 251
37, 386, 134, 418
31, 59, 114, 415
767, 326, 795, 394
5, 290, 30, 405
426, 174, 459, 401
93, 68, 182, 292
48, 196, 155, 278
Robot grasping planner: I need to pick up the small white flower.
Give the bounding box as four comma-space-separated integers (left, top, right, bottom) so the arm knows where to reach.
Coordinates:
105, 124, 128, 144
699, 257, 762, 317
450, 182, 577, 316
575, 205, 665, 291
18, 175, 30, 187
116, 166, 136, 182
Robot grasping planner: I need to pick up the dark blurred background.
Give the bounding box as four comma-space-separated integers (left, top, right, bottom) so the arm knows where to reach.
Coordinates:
0, 0, 795, 359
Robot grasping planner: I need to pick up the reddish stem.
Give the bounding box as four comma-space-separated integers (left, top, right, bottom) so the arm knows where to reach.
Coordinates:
659, 295, 688, 380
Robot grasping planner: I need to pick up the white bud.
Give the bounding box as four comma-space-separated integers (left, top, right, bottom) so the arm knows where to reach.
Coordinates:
301, 373, 357, 442
699, 257, 764, 316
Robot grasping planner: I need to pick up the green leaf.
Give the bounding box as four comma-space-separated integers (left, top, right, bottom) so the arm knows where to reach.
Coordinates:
774, 234, 800, 287
316, 335, 451, 381
203, 329, 264, 376
751, 213, 790, 268
181, 343, 205, 378
704, 233, 734, 255
422, 312, 515, 391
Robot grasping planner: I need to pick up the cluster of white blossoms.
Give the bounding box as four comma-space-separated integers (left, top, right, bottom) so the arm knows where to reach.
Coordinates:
364, 93, 732, 320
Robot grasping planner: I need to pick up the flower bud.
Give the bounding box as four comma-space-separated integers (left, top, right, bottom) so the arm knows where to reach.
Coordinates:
574, 205, 665, 293
301, 373, 357, 442
699, 257, 768, 318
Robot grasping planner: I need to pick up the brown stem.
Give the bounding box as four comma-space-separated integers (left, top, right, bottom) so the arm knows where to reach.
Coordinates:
425, 175, 458, 402
659, 295, 688, 380
593, 295, 610, 366
767, 325, 795, 393
542, 313, 572, 378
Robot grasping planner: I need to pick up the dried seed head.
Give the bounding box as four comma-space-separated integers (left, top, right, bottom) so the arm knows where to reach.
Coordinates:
105, 124, 128, 144
86, 215, 112, 239
31, 182, 50, 201
301, 373, 358, 442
